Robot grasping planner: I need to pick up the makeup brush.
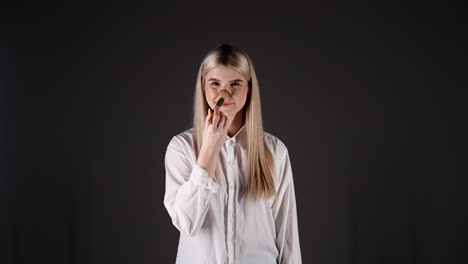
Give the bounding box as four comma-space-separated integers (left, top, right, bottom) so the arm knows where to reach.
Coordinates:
208, 97, 225, 124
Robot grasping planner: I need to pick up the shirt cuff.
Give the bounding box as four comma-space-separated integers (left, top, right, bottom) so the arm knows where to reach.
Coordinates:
190, 164, 219, 192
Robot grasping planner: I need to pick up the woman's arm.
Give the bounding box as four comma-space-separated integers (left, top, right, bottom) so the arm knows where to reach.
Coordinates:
271, 144, 302, 264
163, 137, 219, 237
164, 107, 227, 237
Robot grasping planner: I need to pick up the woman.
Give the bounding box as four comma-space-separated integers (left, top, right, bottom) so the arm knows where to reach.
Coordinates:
164, 44, 302, 264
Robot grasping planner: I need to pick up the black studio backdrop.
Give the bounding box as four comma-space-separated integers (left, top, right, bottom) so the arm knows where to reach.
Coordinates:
1, 2, 467, 264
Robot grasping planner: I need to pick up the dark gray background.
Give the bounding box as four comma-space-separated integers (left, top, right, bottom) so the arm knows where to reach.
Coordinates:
1, 1, 467, 264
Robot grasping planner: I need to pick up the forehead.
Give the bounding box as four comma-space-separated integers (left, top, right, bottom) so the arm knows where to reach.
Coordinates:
205, 65, 246, 80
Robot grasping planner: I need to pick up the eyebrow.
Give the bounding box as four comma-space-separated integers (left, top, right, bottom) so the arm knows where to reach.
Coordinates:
207, 78, 243, 83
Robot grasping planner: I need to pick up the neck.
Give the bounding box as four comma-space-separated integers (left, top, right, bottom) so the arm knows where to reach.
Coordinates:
226, 111, 244, 137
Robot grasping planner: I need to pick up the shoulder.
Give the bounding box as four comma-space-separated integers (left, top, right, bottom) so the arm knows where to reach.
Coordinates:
263, 131, 294, 193
263, 130, 289, 158
168, 128, 195, 148
166, 128, 196, 160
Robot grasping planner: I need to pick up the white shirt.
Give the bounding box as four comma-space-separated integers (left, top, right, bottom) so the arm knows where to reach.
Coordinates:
164, 124, 302, 264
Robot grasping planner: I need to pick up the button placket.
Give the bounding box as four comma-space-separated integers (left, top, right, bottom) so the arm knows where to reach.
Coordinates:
225, 139, 237, 263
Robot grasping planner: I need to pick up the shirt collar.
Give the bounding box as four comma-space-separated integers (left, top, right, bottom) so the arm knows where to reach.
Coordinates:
225, 124, 247, 149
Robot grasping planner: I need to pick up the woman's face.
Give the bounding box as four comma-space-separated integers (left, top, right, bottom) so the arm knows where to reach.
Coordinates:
204, 64, 249, 119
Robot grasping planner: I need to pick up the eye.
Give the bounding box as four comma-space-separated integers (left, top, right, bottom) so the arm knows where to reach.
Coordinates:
231, 82, 240, 87
211, 82, 220, 87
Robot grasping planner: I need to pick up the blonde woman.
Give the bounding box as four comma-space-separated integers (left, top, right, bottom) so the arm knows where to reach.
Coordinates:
164, 44, 302, 264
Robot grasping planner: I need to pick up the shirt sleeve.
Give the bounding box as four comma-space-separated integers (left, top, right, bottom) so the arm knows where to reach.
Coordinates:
271, 144, 302, 264
163, 137, 219, 237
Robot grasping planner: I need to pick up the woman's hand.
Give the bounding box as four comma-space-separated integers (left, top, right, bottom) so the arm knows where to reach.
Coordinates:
196, 106, 228, 178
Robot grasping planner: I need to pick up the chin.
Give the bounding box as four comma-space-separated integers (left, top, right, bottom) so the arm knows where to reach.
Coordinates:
221, 108, 237, 113
220, 109, 235, 116
228, 110, 244, 118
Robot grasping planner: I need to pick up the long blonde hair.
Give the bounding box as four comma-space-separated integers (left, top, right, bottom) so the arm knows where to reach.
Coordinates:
192, 44, 275, 200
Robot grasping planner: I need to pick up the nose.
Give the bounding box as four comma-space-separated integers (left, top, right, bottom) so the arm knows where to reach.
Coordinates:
219, 88, 233, 98
215, 89, 232, 104
222, 84, 235, 94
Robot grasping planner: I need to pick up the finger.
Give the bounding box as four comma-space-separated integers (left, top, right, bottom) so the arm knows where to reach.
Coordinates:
218, 112, 226, 129
222, 114, 229, 130
212, 107, 220, 126
206, 108, 212, 125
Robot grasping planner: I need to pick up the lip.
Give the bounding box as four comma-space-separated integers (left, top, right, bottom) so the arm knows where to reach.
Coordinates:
222, 102, 233, 107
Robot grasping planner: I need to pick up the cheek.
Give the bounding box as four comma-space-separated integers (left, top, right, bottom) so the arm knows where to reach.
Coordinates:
204, 87, 215, 99
235, 89, 249, 106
